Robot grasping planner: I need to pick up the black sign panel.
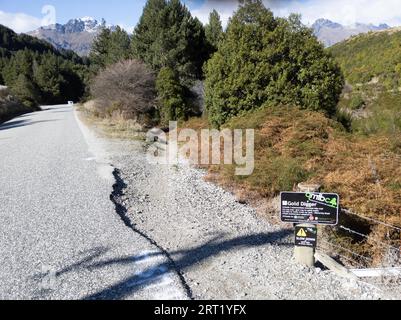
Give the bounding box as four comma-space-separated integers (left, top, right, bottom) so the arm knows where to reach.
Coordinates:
280, 192, 340, 225
295, 226, 317, 248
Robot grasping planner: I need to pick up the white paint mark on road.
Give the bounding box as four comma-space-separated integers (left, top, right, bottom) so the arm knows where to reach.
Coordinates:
74, 108, 114, 183
131, 250, 187, 300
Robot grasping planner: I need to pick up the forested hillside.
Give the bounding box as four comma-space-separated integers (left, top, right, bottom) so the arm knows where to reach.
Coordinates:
330, 29, 401, 135
330, 29, 401, 88
0, 24, 89, 110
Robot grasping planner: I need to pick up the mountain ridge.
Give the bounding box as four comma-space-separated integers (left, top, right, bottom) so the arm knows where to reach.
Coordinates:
27, 17, 114, 56
26, 16, 395, 56
312, 18, 391, 47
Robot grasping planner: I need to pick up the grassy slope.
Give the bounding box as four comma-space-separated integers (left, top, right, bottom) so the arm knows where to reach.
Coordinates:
330, 29, 401, 136
330, 29, 401, 88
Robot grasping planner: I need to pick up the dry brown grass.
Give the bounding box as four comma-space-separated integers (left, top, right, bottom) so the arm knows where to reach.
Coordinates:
180, 105, 401, 266
77, 101, 146, 140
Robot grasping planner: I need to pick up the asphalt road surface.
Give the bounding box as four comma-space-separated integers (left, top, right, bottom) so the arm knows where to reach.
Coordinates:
0, 105, 187, 300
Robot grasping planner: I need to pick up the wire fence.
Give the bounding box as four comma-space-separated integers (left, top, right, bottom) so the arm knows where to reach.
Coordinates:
342, 209, 401, 232
319, 208, 401, 270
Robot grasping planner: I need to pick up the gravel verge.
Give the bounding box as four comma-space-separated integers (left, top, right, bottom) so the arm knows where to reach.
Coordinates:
102, 137, 393, 300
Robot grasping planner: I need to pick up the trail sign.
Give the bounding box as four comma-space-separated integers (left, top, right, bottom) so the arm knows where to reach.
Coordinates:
295, 226, 317, 248
280, 192, 340, 225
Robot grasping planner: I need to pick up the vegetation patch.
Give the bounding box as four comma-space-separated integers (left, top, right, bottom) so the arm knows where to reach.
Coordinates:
181, 103, 401, 266
0, 87, 39, 123
0, 24, 89, 109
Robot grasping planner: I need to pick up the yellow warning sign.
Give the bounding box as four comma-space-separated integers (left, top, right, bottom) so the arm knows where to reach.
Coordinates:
297, 228, 307, 237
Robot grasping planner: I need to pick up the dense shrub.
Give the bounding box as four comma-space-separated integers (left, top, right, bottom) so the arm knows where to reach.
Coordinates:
204, 0, 344, 127
351, 91, 401, 135
349, 94, 365, 110
90, 59, 156, 123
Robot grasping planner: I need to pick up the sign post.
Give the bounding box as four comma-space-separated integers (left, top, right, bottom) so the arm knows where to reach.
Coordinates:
294, 224, 317, 267
280, 183, 340, 267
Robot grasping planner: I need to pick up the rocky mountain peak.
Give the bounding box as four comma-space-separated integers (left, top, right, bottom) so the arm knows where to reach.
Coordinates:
312, 19, 391, 47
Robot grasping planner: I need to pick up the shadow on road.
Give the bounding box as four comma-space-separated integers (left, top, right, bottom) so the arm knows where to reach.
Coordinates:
0, 119, 61, 131
41, 228, 292, 300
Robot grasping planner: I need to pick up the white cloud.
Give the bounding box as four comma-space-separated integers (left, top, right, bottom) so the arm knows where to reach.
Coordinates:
191, 0, 239, 27
117, 23, 135, 34
266, 0, 401, 26
191, 0, 401, 27
0, 11, 42, 33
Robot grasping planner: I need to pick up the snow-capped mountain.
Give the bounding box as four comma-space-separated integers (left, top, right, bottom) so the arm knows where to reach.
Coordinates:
28, 17, 110, 56
312, 19, 390, 47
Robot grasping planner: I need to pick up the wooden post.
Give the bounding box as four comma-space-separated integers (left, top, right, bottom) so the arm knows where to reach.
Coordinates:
294, 183, 321, 267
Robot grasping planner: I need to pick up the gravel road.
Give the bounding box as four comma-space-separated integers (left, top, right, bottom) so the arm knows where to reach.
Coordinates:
0, 105, 393, 300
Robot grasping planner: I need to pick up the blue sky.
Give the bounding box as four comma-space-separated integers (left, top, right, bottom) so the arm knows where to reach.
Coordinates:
0, 0, 205, 32
1, 0, 401, 33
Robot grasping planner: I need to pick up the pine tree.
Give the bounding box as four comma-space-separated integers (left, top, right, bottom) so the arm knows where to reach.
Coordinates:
89, 26, 131, 72
2, 50, 34, 86
11, 74, 40, 108
89, 27, 112, 71
205, 9, 223, 51
34, 53, 65, 103
108, 27, 131, 63
131, 0, 208, 81
131, 0, 167, 64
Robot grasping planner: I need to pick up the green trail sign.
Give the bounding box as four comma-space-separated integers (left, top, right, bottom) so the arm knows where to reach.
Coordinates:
280, 192, 340, 225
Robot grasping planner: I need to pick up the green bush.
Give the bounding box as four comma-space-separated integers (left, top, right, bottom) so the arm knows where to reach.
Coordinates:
349, 95, 365, 110
0, 87, 38, 123
156, 67, 188, 124
255, 156, 309, 193
204, 0, 344, 127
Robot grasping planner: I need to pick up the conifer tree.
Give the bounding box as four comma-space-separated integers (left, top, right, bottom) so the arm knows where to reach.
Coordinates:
131, 0, 208, 81
204, 0, 344, 127
34, 54, 64, 103
205, 9, 223, 51
89, 27, 112, 71
10, 74, 40, 108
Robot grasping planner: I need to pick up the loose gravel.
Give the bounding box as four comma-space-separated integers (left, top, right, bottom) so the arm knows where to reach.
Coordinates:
105, 138, 394, 300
